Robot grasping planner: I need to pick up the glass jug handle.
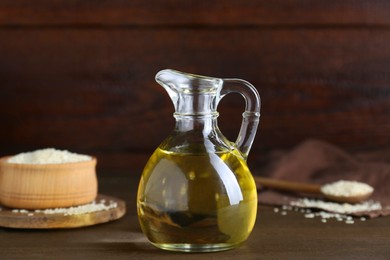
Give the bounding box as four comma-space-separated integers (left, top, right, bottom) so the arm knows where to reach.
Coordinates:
220, 78, 261, 159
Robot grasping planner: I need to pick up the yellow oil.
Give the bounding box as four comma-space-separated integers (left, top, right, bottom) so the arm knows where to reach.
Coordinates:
137, 147, 257, 252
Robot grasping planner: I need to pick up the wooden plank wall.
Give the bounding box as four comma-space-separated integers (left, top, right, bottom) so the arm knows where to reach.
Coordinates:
0, 1, 389, 168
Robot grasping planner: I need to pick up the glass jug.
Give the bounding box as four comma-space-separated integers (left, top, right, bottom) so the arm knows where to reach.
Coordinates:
137, 69, 261, 252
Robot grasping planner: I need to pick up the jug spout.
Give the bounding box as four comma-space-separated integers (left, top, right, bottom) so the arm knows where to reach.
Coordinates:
156, 69, 222, 94
155, 69, 223, 116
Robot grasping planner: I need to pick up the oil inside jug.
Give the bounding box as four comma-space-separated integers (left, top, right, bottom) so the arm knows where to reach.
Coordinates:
138, 147, 257, 252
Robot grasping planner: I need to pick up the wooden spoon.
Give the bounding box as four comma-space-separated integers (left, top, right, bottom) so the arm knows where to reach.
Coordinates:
254, 176, 373, 204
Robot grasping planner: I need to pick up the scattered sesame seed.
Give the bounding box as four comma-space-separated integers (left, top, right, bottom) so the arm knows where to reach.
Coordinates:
10, 199, 117, 216
304, 213, 315, 218
269, 198, 379, 225
290, 198, 382, 214
272, 198, 376, 225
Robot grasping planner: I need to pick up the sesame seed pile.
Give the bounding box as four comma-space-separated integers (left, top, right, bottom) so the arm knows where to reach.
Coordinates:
9, 199, 118, 216
7, 148, 91, 164
291, 198, 381, 214
320, 180, 373, 197
273, 199, 383, 224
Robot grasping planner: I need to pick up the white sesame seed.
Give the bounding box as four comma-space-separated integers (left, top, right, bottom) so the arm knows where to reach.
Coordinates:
281, 198, 378, 225
321, 180, 373, 198
290, 198, 382, 214
7, 148, 91, 164
304, 213, 315, 218
17, 199, 120, 216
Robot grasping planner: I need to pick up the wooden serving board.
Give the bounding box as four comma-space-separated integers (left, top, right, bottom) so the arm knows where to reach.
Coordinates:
0, 194, 126, 229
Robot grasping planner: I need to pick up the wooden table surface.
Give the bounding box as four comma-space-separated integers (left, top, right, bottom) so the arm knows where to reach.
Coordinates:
0, 170, 389, 259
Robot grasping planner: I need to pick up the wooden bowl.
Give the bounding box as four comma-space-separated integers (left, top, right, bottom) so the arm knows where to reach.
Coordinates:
0, 156, 98, 209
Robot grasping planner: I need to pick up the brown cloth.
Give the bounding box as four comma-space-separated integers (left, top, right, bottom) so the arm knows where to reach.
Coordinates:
256, 139, 390, 217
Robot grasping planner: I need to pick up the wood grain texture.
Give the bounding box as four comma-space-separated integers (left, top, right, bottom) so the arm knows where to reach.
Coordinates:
0, 1, 389, 167
0, 0, 390, 26
1, 170, 390, 259
0, 194, 126, 229
0, 156, 97, 209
